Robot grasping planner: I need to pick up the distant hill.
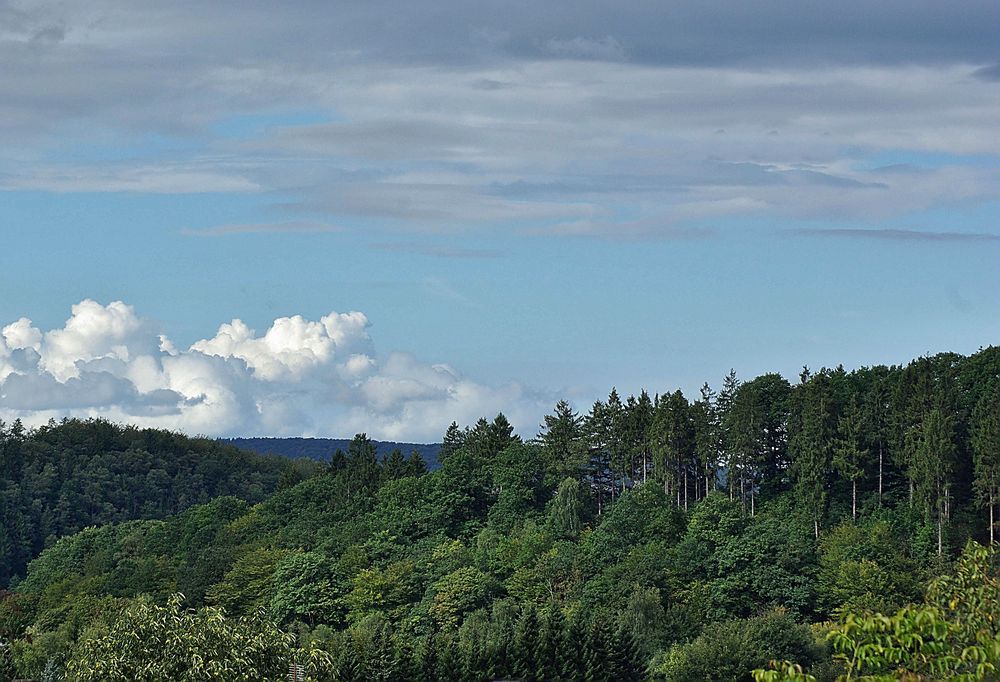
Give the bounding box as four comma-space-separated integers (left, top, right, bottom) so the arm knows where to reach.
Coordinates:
224, 437, 442, 470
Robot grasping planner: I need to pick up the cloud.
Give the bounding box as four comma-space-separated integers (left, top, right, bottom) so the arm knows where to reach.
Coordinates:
542, 36, 626, 61
789, 228, 1000, 242
1, 3, 999, 240
181, 220, 345, 236
369, 242, 504, 258
0, 300, 549, 441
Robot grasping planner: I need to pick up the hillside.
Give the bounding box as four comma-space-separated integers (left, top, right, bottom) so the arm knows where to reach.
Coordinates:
223, 437, 441, 469
4, 346, 1000, 680
0, 418, 311, 587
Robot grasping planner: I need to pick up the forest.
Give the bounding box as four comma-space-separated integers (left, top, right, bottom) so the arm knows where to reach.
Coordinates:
1, 346, 1000, 680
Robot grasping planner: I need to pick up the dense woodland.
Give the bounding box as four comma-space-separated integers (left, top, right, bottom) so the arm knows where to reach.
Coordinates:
0, 420, 309, 586
2, 346, 1000, 680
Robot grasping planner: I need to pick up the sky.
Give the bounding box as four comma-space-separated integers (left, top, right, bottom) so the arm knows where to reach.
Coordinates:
2, 1, 1000, 441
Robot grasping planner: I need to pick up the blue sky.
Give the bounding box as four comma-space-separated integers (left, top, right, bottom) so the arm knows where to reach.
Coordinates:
2, 1, 1000, 440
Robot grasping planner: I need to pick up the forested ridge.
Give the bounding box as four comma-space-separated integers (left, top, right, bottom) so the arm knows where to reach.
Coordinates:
2, 346, 1000, 680
0, 419, 313, 587
224, 437, 442, 470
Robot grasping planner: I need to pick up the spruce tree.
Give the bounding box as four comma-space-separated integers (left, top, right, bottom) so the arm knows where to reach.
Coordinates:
538, 400, 587, 484
512, 605, 539, 681
972, 388, 1000, 544
833, 395, 868, 520
440, 421, 466, 462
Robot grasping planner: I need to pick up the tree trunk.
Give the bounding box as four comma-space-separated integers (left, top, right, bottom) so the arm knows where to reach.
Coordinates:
852, 479, 857, 521
991, 490, 995, 546
683, 469, 688, 511
878, 444, 883, 507
750, 487, 755, 517
814, 517, 819, 540
937, 512, 943, 556
642, 452, 647, 483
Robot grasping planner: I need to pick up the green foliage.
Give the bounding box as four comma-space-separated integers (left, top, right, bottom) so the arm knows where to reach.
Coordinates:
429, 567, 494, 630
652, 610, 823, 682
7, 346, 1000, 680
65, 593, 331, 681
0, 418, 295, 586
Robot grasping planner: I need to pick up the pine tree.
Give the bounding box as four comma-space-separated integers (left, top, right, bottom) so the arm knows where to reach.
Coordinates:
693, 382, 720, 498
560, 611, 587, 680
972, 388, 1000, 544
382, 448, 408, 480
912, 408, 957, 555
538, 400, 587, 484
440, 422, 466, 462
346, 433, 380, 496
605, 389, 629, 497
405, 450, 428, 476
630, 390, 654, 484
583, 616, 610, 682
489, 413, 521, 456
716, 369, 740, 501
789, 370, 835, 538
534, 605, 564, 681
512, 605, 539, 681
862, 369, 892, 506
585, 400, 612, 515
611, 624, 644, 681
833, 395, 868, 520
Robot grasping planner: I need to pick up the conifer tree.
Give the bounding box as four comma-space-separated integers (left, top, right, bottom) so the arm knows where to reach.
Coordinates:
693, 382, 720, 498
512, 605, 539, 681
585, 400, 612, 514
440, 422, 466, 462
833, 396, 868, 520
972, 388, 1000, 544
538, 400, 587, 484
912, 408, 957, 555
790, 370, 835, 538
534, 605, 564, 681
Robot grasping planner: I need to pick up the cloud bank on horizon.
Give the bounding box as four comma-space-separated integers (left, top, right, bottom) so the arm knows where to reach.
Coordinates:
0, 300, 548, 442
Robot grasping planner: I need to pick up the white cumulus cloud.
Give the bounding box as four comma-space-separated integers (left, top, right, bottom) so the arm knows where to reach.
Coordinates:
0, 300, 549, 442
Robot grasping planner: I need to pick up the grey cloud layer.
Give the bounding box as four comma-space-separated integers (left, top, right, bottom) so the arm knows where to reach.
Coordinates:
2, 2, 1000, 238
0, 301, 549, 441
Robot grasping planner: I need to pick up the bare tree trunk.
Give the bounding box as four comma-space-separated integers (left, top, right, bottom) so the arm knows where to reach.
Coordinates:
878, 444, 883, 507
852, 479, 857, 521
642, 452, 647, 483
814, 517, 819, 540
991, 490, 995, 545
938, 512, 943, 556
909, 479, 914, 507
750, 487, 755, 517
683, 469, 688, 511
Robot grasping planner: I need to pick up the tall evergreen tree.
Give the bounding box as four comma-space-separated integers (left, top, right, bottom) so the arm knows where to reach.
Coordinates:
440, 422, 466, 462
834, 396, 868, 520
972, 388, 1000, 544
790, 370, 835, 538
912, 408, 957, 555
537, 400, 587, 485
692, 382, 720, 498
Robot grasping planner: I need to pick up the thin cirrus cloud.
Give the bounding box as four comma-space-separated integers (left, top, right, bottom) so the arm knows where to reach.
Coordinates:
369, 242, 505, 258
789, 228, 1000, 242
0, 300, 550, 441
180, 221, 346, 237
